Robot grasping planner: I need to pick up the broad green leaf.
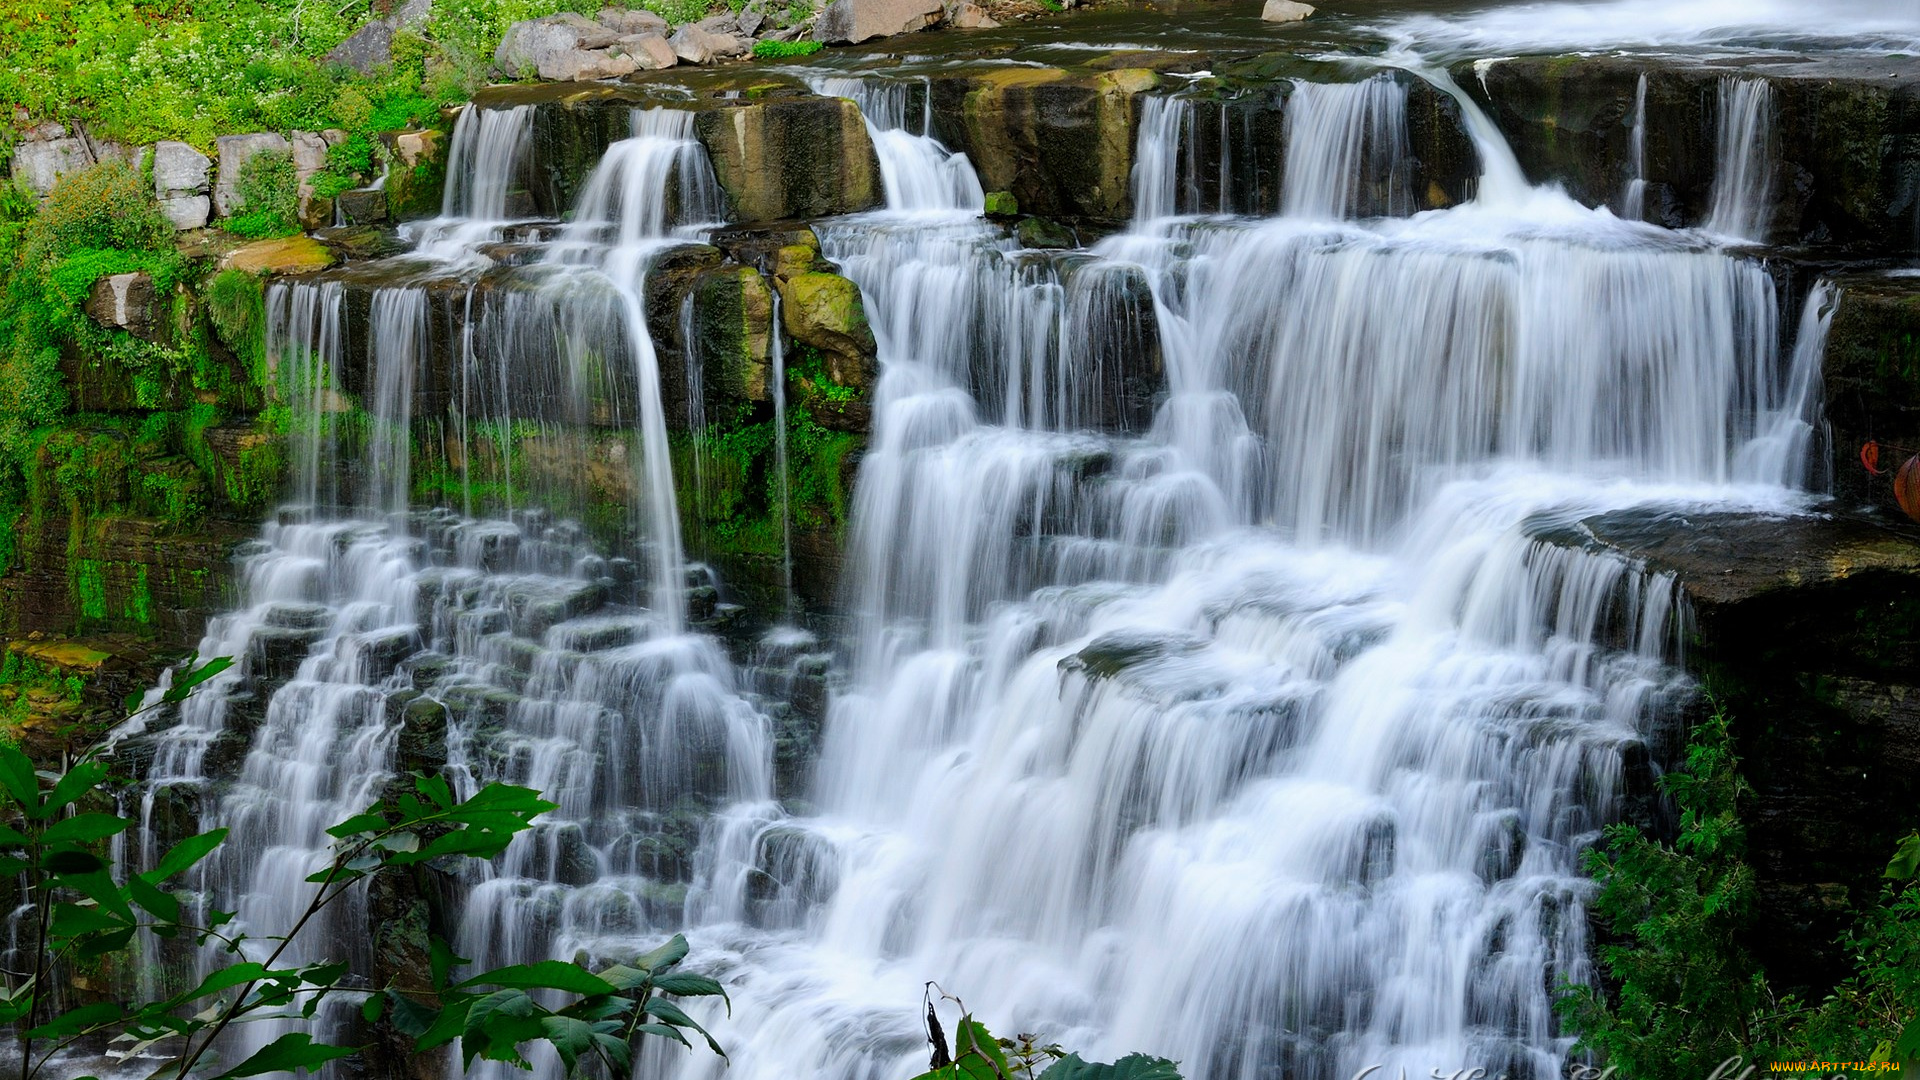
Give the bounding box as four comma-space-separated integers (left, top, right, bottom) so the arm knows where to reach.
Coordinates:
0, 824, 26, 846
651, 973, 727, 1003
302, 961, 350, 987
127, 877, 181, 923
462, 989, 542, 1068
361, 993, 385, 1024
456, 960, 616, 997
170, 962, 268, 1006
1039, 1053, 1184, 1080
539, 1014, 596, 1072
209, 1032, 360, 1078
597, 963, 651, 993
150, 829, 228, 882
125, 689, 146, 714
387, 990, 440, 1039
42, 812, 131, 845
0, 746, 41, 815
413, 995, 475, 1051
51, 902, 133, 941
325, 812, 389, 839
415, 774, 455, 813
25, 1001, 125, 1039
633, 934, 690, 973
45, 762, 109, 816
955, 1017, 1012, 1080
430, 936, 468, 990
55, 869, 130, 921
73, 927, 138, 959
633, 1021, 692, 1049
164, 656, 234, 704
42, 849, 108, 875
1896, 1014, 1920, 1064
643, 998, 725, 1057
1887, 831, 1920, 881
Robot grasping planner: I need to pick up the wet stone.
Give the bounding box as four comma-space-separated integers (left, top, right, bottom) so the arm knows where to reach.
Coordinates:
504, 578, 609, 638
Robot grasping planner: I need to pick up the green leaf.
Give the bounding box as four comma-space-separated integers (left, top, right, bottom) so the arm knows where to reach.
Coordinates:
125, 689, 147, 714
1887, 831, 1920, 881
163, 656, 234, 704
414, 995, 475, 1050
455, 960, 616, 997
642, 997, 725, 1058
633, 1021, 692, 1049
302, 961, 350, 987
0, 746, 41, 815
1896, 1014, 1920, 1065
597, 964, 651, 993
361, 992, 385, 1024
430, 936, 467, 990
171, 962, 268, 1006
51, 902, 133, 941
1039, 1053, 1184, 1080
150, 829, 228, 882
955, 1017, 1012, 1080
462, 989, 542, 1068
633, 934, 690, 974
42, 812, 131, 845
539, 1014, 596, 1072
651, 972, 727, 1003
45, 762, 109, 816
209, 1032, 360, 1078
325, 812, 388, 839
26, 1001, 126, 1040
42, 849, 108, 875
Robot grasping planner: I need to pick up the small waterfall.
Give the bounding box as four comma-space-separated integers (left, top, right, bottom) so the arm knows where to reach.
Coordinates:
1131, 94, 1198, 221
1704, 77, 1777, 241
414, 104, 538, 258
769, 288, 796, 619
366, 288, 428, 518
1621, 73, 1648, 220
561, 108, 725, 251
1280, 75, 1413, 220
812, 76, 986, 213
265, 280, 346, 509
1735, 280, 1837, 488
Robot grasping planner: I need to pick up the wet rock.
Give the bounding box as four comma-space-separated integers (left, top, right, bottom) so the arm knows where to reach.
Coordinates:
316, 224, 413, 261
779, 271, 876, 388
813, 0, 943, 44
1063, 630, 1206, 680
1822, 272, 1920, 510
694, 96, 884, 221
1015, 216, 1074, 249
336, 187, 390, 225
84, 272, 161, 342
930, 67, 1157, 222
213, 132, 291, 217
221, 235, 336, 275
153, 140, 213, 230
503, 578, 608, 638
1260, 0, 1314, 21
693, 264, 775, 403
392, 693, 450, 776
352, 626, 422, 682
249, 624, 324, 684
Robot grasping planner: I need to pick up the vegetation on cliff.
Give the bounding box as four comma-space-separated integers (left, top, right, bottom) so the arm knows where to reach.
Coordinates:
1561, 702, 1920, 1074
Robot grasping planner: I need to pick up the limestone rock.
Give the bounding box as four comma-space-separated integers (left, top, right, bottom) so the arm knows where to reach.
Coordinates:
780, 271, 876, 387
950, 2, 999, 28
614, 32, 678, 69
84, 272, 161, 342
389, 129, 441, 167
337, 188, 389, 225
494, 12, 626, 79
693, 97, 883, 221
597, 6, 668, 34
153, 140, 211, 198
214, 132, 292, 217
160, 195, 212, 231
13, 137, 93, 197
694, 266, 775, 402
1260, 0, 1314, 21
325, 20, 396, 74
291, 130, 329, 182
671, 24, 748, 64
814, 0, 943, 44
221, 236, 336, 275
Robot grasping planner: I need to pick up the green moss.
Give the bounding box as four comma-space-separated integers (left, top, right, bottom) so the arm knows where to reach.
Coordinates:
674, 403, 859, 563
752, 39, 824, 60
206, 268, 268, 385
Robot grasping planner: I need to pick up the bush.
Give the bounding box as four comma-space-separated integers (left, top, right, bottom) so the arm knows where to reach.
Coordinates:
222, 149, 300, 239
20, 159, 172, 269
753, 39, 825, 59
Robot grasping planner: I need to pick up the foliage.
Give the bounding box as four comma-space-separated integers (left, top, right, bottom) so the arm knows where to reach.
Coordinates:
911, 1006, 1181, 1080
1560, 701, 1920, 1076
221, 149, 300, 239
752, 39, 824, 59
20, 159, 172, 269
0, 657, 729, 1079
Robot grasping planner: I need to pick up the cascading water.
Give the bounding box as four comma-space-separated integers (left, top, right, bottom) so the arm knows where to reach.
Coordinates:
1704, 77, 1777, 242
107, 40, 1852, 1080
1620, 73, 1647, 221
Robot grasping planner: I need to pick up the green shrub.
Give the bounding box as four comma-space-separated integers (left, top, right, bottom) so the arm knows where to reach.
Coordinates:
752, 38, 824, 59
222, 149, 300, 239
20, 160, 172, 269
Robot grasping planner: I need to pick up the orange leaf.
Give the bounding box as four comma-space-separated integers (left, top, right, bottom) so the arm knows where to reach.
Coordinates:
1862, 441, 1884, 475
1895, 455, 1920, 523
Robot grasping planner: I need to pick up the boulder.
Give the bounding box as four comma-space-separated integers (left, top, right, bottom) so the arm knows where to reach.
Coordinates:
325, 20, 396, 74
671, 24, 748, 64
160, 195, 212, 231
84, 272, 161, 342
1260, 0, 1314, 21
153, 140, 214, 230
597, 6, 668, 34
13, 137, 93, 197
615, 32, 678, 69
779, 271, 876, 387
983, 189, 1018, 217
337, 187, 390, 225
221, 236, 336, 275
494, 12, 625, 78
734, 9, 765, 35
693, 97, 883, 221
950, 2, 999, 28
693, 265, 775, 402
389, 129, 441, 168
813, 0, 943, 44
214, 132, 292, 217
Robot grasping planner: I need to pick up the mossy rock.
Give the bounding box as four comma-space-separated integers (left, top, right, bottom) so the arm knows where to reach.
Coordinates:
779, 271, 875, 390
221, 236, 335, 276
693, 265, 775, 405
693, 97, 883, 222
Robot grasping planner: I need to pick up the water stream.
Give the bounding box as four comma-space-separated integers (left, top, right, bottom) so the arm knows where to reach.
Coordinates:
109, 25, 1859, 1080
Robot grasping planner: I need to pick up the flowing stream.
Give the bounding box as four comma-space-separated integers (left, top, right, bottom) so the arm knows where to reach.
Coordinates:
107, 21, 1864, 1080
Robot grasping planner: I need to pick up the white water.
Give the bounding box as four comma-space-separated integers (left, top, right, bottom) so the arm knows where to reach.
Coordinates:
110, 51, 1846, 1080
1703, 77, 1777, 242
811, 76, 986, 214
1621, 74, 1647, 221
1385, 0, 1920, 55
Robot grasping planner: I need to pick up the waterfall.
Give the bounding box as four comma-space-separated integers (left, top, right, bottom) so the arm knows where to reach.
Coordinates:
1704, 77, 1776, 242
1281, 76, 1414, 220
811, 76, 986, 213
1621, 73, 1648, 221
110, 41, 1855, 1080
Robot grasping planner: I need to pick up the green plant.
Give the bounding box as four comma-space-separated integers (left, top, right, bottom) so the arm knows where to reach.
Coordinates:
752, 39, 824, 59
1560, 701, 1920, 1076
222, 149, 300, 239
913, 999, 1180, 1080
0, 657, 731, 1079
